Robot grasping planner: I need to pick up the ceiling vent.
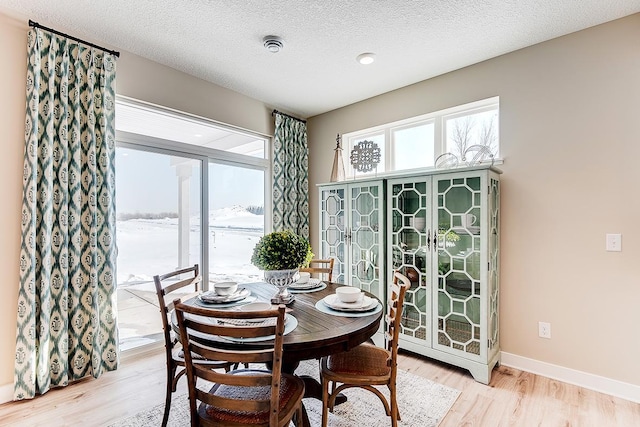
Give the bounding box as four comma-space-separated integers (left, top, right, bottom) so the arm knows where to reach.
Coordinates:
263, 36, 284, 53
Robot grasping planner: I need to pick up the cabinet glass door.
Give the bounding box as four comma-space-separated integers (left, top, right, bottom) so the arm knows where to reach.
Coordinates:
390, 179, 431, 343
435, 175, 482, 357
320, 187, 345, 284
350, 184, 382, 297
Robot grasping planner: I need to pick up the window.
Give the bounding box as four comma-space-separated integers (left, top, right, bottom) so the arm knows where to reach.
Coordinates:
444, 106, 499, 162
343, 97, 499, 178
392, 121, 435, 170
115, 98, 270, 351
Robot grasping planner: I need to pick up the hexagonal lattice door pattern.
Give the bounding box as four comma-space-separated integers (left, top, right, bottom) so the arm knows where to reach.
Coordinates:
390, 180, 430, 342
436, 176, 482, 356
320, 188, 345, 283
350, 185, 381, 295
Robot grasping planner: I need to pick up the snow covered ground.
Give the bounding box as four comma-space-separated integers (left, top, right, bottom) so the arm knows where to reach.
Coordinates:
116, 206, 265, 287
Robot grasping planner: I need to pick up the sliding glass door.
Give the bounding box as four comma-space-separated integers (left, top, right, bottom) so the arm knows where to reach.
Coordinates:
116, 147, 202, 350
115, 98, 270, 353
208, 162, 264, 284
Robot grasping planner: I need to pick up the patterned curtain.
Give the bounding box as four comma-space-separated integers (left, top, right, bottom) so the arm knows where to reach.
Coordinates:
272, 113, 309, 238
14, 28, 118, 400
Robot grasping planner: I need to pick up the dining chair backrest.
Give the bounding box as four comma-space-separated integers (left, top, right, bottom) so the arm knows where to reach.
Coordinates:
154, 264, 212, 426
154, 264, 202, 356
174, 302, 288, 427
300, 258, 335, 282
387, 271, 411, 363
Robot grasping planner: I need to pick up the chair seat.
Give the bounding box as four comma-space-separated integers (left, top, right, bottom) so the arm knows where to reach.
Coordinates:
199, 369, 305, 426
323, 343, 391, 381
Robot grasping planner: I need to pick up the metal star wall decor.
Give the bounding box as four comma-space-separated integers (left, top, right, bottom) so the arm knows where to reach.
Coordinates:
350, 140, 381, 173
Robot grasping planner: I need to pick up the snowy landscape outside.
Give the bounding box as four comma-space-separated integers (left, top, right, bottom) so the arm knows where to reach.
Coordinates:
115, 147, 267, 349
116, 205, 265, 287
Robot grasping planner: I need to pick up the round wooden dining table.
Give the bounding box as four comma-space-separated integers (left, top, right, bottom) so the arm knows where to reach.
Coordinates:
175, 281, 384, 426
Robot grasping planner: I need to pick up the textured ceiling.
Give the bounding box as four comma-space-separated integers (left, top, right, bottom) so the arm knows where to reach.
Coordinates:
1, 1, 639, 118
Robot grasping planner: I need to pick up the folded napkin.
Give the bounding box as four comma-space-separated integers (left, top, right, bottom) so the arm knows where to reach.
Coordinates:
289, 278, 323, 289
199, 288, 249, 303
217, 317, 277, 327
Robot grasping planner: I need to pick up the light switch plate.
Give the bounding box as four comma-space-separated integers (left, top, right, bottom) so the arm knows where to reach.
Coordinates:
606, 233, 622, 252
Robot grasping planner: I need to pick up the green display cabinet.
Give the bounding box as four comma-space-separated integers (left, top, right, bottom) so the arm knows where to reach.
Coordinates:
387, 166, 500, 384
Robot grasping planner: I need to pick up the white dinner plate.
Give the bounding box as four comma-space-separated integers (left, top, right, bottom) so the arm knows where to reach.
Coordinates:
322, 294, 377, 312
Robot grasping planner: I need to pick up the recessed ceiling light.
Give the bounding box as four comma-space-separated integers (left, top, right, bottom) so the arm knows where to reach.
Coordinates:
357, 53, 376, 65
263, 35, 284, 53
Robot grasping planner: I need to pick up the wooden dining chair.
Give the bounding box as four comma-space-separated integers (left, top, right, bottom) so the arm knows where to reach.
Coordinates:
299, 258, 335, 282
154, 265, 234, 427
173, 301, 305, 427
320, 271, 411, 427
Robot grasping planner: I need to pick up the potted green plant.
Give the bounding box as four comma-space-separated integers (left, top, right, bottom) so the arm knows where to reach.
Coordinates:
251, 230, 313, 303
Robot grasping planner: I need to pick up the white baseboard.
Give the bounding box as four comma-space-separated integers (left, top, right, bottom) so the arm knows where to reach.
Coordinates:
0, 382, 13, 404
501, 352, 640, 403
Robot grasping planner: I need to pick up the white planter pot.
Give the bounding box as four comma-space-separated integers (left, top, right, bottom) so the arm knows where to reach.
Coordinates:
264, 269, 299, 304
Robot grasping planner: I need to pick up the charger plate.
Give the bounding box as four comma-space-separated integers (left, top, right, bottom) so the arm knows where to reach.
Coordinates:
314, 300, 382, 318
322, 294, 377, 312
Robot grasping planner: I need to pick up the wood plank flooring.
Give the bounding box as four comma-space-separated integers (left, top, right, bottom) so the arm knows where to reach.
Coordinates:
0, 346, 638, 426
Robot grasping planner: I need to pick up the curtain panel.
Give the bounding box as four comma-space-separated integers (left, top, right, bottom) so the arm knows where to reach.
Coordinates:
14, 28, 118, 400
272, 113, 309, 239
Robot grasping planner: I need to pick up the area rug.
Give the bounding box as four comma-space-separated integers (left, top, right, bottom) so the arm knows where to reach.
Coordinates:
110, 360, 460, 426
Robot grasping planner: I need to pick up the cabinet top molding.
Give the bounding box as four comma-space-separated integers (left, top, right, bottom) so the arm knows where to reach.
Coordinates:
318, 164, 502, 187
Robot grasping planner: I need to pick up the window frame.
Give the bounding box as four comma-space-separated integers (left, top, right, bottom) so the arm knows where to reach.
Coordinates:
343, 97, 500, 178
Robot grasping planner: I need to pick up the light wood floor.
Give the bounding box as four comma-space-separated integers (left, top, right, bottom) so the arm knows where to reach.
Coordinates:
0, 346, 638, 426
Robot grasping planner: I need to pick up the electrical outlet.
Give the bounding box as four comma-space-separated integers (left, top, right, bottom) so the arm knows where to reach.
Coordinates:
538, 321, 551, 339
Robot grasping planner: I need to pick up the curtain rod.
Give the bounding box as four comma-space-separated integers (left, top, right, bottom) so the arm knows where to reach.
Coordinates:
272, 109, 306, 123
29, 20, 120, 58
